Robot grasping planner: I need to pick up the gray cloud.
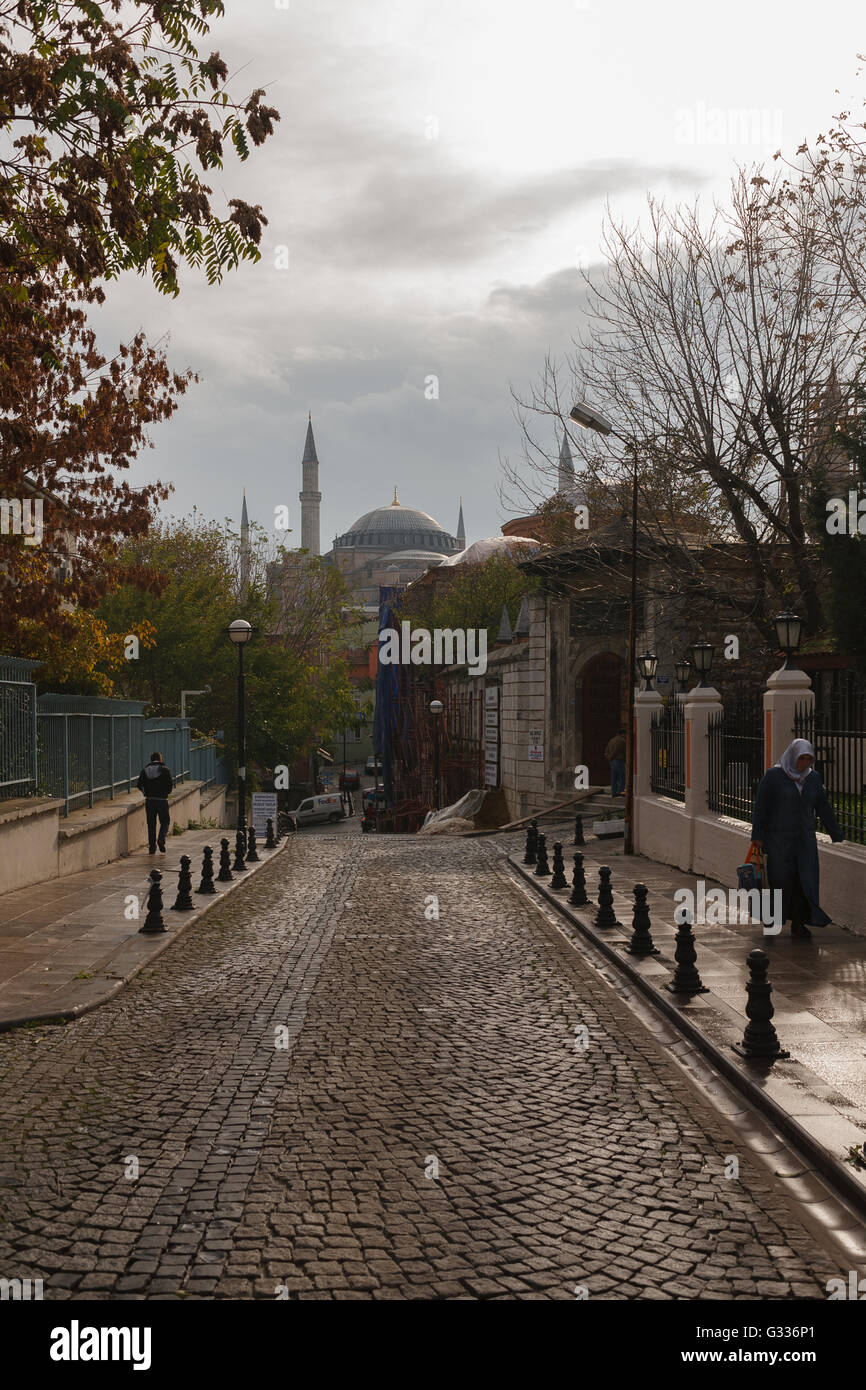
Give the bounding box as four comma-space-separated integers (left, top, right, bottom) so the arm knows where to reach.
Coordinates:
84, 2, 719, 554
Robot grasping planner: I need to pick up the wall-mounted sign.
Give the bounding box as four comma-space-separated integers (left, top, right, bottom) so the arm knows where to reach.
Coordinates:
251, 791, 278, 836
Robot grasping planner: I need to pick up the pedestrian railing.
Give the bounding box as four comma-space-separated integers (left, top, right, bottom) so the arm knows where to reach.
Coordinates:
190, 737, 217, 789
707, 694, 764, 823
650, 700, 685, 802
0, 658, 39, 797
0, 658, 226, 815
795, 699, 866, 845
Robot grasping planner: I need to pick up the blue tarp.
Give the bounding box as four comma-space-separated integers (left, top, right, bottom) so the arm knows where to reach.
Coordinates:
372, 599, 399, 806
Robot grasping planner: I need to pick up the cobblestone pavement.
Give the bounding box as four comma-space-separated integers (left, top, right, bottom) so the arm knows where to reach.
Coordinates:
0, 834, 848, 1299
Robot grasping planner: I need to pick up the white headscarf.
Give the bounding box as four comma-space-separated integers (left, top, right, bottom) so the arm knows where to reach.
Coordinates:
776, 738, 815, 792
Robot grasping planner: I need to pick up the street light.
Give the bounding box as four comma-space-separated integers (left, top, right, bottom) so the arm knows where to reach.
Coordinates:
674, 659, 691, 694
636, 652, 658, 692
227, 619, 253, 832
570, 398, 639, 855
570, 401, 614, 435
180, 686, 211, 720
430, 699, 443, 810
773, 611, 803, 670
691, 639, 714, 688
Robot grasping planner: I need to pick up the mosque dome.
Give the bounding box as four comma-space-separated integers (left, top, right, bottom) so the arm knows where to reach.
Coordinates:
334, 488, 460, 556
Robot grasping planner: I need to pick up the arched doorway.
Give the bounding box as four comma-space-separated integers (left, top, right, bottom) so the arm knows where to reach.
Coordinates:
578, 653, 625, 785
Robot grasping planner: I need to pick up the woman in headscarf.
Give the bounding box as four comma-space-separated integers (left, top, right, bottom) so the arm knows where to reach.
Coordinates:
750, 738, 844, 938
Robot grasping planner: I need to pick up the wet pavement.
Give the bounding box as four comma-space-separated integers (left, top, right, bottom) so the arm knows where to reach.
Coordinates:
0, 832, 854, 1299
501, 816, 866, 1194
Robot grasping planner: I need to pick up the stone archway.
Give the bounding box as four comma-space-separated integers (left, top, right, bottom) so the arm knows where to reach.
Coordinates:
577, 653, 625, 785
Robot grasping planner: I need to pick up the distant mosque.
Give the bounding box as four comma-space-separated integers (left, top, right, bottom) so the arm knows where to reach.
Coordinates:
293, 415, 465, 605
243, 415, 545, 613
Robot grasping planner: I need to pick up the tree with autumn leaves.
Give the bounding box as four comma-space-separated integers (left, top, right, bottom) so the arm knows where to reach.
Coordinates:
0, 0, 279, 665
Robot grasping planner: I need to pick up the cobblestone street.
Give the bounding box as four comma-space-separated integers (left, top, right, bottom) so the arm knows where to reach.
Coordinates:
0, 834, 849, 1300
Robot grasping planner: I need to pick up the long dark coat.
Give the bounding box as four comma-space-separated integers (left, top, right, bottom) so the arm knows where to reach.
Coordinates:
751, 768, 843, 927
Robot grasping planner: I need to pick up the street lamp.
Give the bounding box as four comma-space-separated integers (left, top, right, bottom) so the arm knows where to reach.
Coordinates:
430, 699, 443, 810
774, 611, 803, 670
570, 401, 614, 435
636, 652, 658, 692
570, 398, 639, 855
227, 619, 253, 832
691, 639, 714, 689
674, 659, 691, 694
180, 686, 211, 720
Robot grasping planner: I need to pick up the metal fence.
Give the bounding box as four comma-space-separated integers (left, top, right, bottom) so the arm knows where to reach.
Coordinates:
0, 658, 39, 796
708, 693, 764, 823
795, 696, 866, 845
650, 699, 685, 802
34, 708, 219, 814
0, 672, 222, 816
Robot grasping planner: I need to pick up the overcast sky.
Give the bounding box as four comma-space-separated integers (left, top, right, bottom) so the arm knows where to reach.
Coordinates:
94, 0, 865, 550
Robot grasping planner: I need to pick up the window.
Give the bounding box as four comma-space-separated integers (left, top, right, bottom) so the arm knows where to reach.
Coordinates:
298, 799, 313, 813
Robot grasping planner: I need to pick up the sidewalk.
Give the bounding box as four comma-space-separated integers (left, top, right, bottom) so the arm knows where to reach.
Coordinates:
0, 828, 286, 1028
501, 815, 866, 1206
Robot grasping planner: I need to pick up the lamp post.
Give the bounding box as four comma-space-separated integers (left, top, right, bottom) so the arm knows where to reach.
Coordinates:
691, 638, 714, 689
636, 652, 658, 693
227, 619, 253, 831
773, 611, 803, 670
674, 659, 691, 697
570, 400, 641, 854
430, 699, 443, 810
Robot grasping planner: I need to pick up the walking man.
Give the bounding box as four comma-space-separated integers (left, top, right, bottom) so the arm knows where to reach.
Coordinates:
137, 751, 174, 854
604, 728, 627, 798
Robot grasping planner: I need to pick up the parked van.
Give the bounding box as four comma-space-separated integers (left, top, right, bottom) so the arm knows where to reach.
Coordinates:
294, 792, 346, 827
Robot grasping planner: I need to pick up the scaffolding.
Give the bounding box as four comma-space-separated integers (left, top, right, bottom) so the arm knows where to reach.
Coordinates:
371, 600, 484, 832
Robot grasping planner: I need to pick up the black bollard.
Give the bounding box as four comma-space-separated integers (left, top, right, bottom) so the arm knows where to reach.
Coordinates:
522, 820, 538, 866
534, 832, 551, 877
733, 950, 790, 1060
594, 865, 621, 929
666, 907, 709, 995
196, 846, 216, 895
574, 814, 585, 847
172, 854, 194, 911
274, 814, 283, 843
265, 817, 277, 849
245, 823, 260, 863
627, 883, 659, 956
569, 851, 588, 906
139, 870, 167, 934
217, 838, 234, 882
232, 828, 248, 872
550, 841, 568, 890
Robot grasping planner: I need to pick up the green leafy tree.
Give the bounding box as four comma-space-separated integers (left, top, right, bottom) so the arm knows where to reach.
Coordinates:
98, 515, 356, 777
396, 552, 536, 655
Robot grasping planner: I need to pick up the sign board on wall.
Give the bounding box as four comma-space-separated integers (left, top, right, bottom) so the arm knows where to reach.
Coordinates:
484, 686, 500, 786
528, 727, 544, 762
251, 792, 278, 836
